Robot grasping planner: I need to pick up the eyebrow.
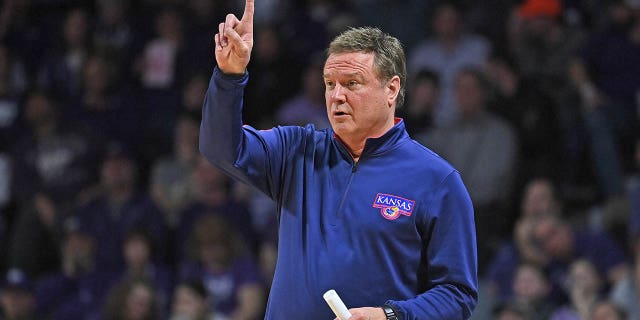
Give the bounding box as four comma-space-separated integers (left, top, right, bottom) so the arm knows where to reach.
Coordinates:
323, 71, 364, 79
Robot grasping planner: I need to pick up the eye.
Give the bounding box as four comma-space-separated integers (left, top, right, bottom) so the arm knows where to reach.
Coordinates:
325, 80, 335, 89
348, 80, 358, 87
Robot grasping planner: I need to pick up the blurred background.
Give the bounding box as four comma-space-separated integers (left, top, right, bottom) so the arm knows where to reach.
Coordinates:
0, 0, 638, 319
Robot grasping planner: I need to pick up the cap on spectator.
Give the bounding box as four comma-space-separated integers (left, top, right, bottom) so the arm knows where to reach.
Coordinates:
1, 269, 33, 293
517, 0, 562, 19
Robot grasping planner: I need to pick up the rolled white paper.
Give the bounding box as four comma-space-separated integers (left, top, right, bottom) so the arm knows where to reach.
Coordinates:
323, 289, 352, 320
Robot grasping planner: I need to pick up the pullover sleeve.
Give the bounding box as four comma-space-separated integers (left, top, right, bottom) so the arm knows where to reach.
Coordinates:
387, 171, 478, 320
199, 67, 283, 198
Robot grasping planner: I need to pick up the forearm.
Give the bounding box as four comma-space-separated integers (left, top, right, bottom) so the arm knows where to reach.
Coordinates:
386, 283, 477, 320
199, 67, 248, 170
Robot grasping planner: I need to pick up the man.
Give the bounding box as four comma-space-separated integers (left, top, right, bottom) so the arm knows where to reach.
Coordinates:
199, 1, 478, 319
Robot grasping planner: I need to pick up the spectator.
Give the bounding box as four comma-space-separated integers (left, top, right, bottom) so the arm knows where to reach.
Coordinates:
74, 142, 168, 273
275, 56, 329, 128
93, 0, 138, 81
408, 1, 491, 127
532, 214, 630, 295
550, 259, 604, 320
507, 0, 585, 94
150, 114, 199, 230
170, 280, 227, 320
397, 68, 440, 135
35, 217, 118, 320
609, 222, 640, 320
511, 263, 555, 320
7, 192, 61, 278
485, 52, 563, 186
103, 278, 160, 320
590, 300, 628, 320
119, 229, 173, 314
10, 91, 99, 211
0, 268, 36, 320
568, 1, 640, 198
417, 68, 517, 270
66, 54, 143, 151
487, 177, 562, 300
243, 24, 300, 127
37, 7, 91, 102
175, 157, 258, 261
179, 215, 264, 320
180, 73, 208, 121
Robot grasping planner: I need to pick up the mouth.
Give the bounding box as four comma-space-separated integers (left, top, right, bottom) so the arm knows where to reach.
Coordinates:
333, 111, 348, 116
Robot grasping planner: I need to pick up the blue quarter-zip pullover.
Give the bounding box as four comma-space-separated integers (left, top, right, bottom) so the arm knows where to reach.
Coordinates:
200, 68, 478, 320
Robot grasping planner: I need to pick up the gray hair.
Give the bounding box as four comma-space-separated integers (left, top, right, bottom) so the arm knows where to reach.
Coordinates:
327, 27, 407, 107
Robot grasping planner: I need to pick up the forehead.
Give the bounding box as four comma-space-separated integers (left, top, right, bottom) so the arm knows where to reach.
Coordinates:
323, 52, 376, 77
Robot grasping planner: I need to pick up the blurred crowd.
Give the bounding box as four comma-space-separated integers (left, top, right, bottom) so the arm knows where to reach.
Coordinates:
0, 0, 638, 319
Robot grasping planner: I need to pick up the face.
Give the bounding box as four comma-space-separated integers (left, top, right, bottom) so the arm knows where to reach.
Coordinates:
0, 290, 34, 319
324, 52, 398, 142
172, 285, 207, 318
125, 284, 154, 320
521, 179, 558, 217
512, 264, 549, 301
591, 302, 622, 320
124, 236, 150, 269
454, 72, 485, 118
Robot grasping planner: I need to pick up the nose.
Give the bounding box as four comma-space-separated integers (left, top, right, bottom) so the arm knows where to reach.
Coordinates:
329, 83, 346, 104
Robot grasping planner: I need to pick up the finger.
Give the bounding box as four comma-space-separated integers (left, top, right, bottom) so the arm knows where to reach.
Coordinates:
218, 22, 226, 47
225, 13, 240, 31
214, 33, 222, 51
225, 26, 246, 52
241, 0, 254, 24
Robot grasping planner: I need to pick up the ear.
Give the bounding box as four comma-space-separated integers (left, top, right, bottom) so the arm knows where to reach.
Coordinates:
386, 75, 401, 108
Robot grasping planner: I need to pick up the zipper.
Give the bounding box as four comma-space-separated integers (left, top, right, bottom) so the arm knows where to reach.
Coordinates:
335, 159, 361, 221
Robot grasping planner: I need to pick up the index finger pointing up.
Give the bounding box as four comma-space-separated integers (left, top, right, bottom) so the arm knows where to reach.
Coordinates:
241, 0, 254, 24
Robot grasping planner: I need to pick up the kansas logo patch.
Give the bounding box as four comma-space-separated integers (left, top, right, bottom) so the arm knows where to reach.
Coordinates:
372, 193, 416, 220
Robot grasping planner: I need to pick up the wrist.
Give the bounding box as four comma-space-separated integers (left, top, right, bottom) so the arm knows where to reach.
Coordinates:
380, 304, 399, 320
217, 66, 246, 79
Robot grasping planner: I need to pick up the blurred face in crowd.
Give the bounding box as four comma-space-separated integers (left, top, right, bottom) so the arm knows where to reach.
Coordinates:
156, 9, 182, 41
182, 75, 207, 111
408, 76, 438, 113
433, 4, 461, 40
24, 93, 56, 129
533, 216, 572, 258
567, 260, 601, 294
521, 179, 559, 217
304, 64, 325, 102
63, 8, 88, 48
83, 56, 110, 94
192, 157, 228, 205
101, 155, 135, 193
0, 288, 34, 319
62, 231, 95, 275
454, 71, 485, 119
590, 301, 624, 320
174, 117, 200, 160
125, 283, 154, 320
497, 309, 526, 320
124, 234, 151, 270
512, 264, 550, 302
324, 51, 398, 143
98, 0, 125, 26
172, 284, 208, 318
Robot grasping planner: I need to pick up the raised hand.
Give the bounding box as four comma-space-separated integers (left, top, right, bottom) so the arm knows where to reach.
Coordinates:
214, 0, 254, 75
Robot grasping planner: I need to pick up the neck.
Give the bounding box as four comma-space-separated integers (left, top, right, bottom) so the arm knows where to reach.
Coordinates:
338, 118, 396, 161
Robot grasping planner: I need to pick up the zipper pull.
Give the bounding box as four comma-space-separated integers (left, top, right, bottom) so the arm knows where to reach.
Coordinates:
352, 161, 358, 173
